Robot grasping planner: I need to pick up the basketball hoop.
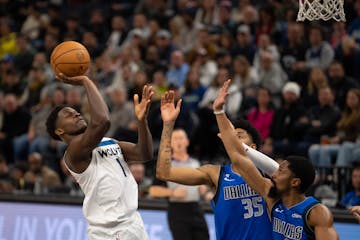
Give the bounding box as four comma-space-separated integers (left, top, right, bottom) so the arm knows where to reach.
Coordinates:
297, 0, 346, 22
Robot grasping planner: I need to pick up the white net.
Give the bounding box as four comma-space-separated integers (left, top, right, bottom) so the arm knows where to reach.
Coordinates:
297, 0, 346, 22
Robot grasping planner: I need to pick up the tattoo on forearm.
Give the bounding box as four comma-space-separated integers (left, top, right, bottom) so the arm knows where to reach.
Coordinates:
157, 123, 174, 176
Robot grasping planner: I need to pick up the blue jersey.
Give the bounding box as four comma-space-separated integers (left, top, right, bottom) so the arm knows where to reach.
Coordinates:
211, 164, 272, 240
271, 197, 320, 240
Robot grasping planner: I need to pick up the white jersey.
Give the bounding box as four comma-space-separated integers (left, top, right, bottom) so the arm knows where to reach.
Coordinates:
65, 137, 149, 240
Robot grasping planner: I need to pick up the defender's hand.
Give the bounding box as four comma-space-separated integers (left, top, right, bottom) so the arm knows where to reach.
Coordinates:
134, 85, 154, 121
160, 91, 182, 123
213, 79, 231, 112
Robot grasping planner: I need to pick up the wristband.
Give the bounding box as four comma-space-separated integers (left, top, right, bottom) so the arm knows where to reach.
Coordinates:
213, 109, 225, 115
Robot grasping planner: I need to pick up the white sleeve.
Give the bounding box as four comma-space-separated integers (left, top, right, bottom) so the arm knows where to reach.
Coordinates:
242, 143, 279, 176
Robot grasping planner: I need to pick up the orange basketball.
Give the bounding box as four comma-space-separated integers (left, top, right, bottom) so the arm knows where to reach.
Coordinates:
50, 41, 90, 77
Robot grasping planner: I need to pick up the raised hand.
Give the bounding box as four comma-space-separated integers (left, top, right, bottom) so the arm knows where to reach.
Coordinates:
160, 91, 182, 123
56, 73, 89, 85
134, 85, 154, 121
213, 79, 231, 112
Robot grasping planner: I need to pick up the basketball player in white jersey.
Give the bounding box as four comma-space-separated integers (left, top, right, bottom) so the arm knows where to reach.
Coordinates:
46, 74, 154, 240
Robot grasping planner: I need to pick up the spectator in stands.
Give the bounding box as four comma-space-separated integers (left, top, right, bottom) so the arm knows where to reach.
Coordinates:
151, 68, 169, 100
59, 158, 83, 197
340, 165, 360, 207
348, 0, 360, 44
279, 22, 307, 83
63, 14, 84, 43
9, 162, 27, 191
129, 163, 152, 198
42, 32, 59, 61
107, 86, 137, 142
20, 5, 48, 43
267, 82, 307, 157
231, 24, 256, 63
301, 67, 329, 108
0, 160, 13, 192
216, 1, 235, 32
13, 99, 52, 163
194, 0, 220, 28
86, 9, 109, 44
131, 14, 150, 40
330, 21, 347, 49
214, 48, 232, 69
255, 5, 276, 44
24, 152, 61, 193
304, 25, 334, 70
166, 50, 189, 88
199, 67, 242, 120
155, 29, 178, 66
257, 51, 287, 106
334, 36, 360, 81
128, 70, 148, 101
31, 51, 54, 83
0, 18, 18, 58
1, 69, 25, 98
106, 15, 127, 53
231, 0, 259, 25
20, 64, 47, 109
65, 87, 83, 113
149, 128, 209, 240
309, 88, 360, 167
253, 33, 280, 70
192, 47, 218, 87
182, 68, 207, 111
295, 86, 341, 156
0, 154, 10, 182
328, 61, 359, 109
81, 31, 104, 59
232, 55, 259, 109
13, 33, 34, 78
247, 86, 274, 140
0, 94, 31, 163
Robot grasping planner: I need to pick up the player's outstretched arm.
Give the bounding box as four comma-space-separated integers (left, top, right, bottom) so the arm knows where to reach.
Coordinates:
57, 74, 110, 165
308, 204, 339, 239
118, 85, 154, 163
213, 80, 272, 198
156, 91, 215, 186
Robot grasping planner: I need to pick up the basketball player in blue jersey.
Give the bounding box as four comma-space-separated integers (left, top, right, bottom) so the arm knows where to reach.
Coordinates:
214, 79, 339, 240
46, 74, 154, 240
156, 91, 272, 240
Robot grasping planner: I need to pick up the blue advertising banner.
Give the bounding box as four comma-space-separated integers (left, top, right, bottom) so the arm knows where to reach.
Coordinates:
0, 202, 358, 239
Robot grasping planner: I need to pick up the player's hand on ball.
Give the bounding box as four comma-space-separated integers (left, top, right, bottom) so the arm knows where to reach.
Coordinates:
56, 73, 89, 85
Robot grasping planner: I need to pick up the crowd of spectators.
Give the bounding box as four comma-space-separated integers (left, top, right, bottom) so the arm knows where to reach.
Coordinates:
0, 0, 360, 205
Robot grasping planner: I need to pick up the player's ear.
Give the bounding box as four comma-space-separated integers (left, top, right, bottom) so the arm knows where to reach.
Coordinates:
217, 133, 222, 139
291, 177, 301, 189
55, 128, 64, 137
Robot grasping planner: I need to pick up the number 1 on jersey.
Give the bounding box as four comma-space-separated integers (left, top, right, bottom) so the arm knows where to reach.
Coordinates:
116, 158, 127, 177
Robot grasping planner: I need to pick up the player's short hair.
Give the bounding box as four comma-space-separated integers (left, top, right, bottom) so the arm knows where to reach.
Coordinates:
233, 119, 263, 148
46, 105, 66, 141
286, 156, 315, 193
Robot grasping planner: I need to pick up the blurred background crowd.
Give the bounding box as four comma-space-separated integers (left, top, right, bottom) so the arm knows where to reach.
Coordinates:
0, 0, 359, 209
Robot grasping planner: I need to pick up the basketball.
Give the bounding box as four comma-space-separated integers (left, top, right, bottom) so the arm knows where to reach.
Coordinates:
50, 41, 90, 77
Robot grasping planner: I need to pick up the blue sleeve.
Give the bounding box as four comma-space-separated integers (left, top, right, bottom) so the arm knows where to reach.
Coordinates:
340, 192, 352, 207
